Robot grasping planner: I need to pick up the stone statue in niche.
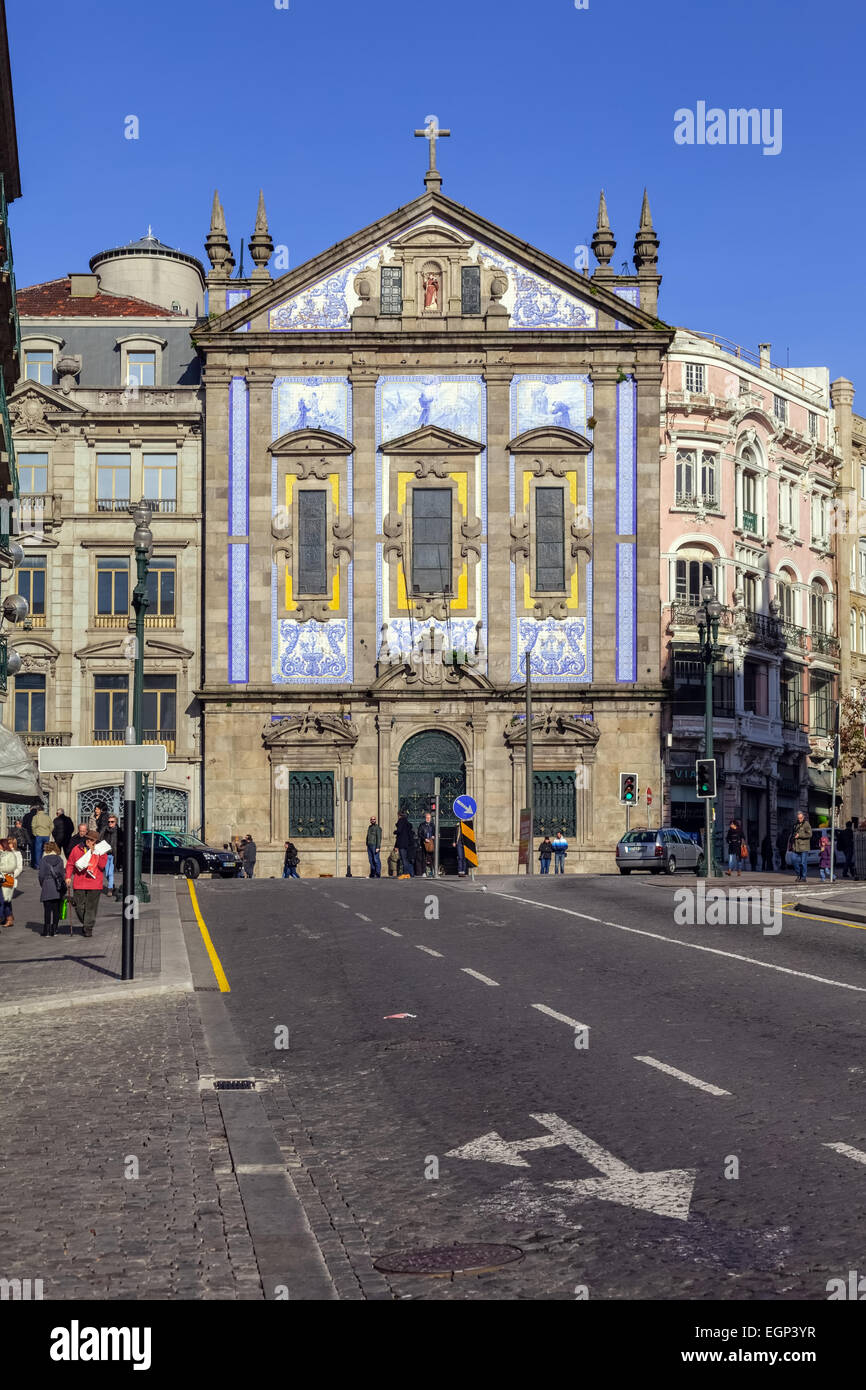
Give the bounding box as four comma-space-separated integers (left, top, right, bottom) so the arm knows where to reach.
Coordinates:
423, 272, 440, 311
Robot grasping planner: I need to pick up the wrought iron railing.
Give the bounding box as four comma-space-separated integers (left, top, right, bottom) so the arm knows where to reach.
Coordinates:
810, 630, 840, 658
92, 614, 128, 628
94, 729, 127, 745
96, 497, 132, 513
674, 491, 719, 510
142, 729, 175, 754
780, 620, 808, 649
143, 497, 177, 514
144, 613, 176, 628
742, 510, 759, 533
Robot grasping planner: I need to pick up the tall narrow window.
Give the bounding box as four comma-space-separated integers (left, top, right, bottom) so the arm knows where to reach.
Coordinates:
380, 266, 402, 316
773, 393, 787, 423
145, 556, 176, 622
94, 675, 128, 740
675, 449, 695, 502
127, 350, 155, 387
810, 670, 834, 736
411, 489, 452, 595
17, 452, 48, 495
14, 674, 46, 733
143, 675, 177, 750
700, 451, 717, 504
810, 583, 827, 633
860, 611, 866, 654
297, 491, 328, 595
685, 363, 705, 393
852, 608, 858, 653
17, 556, 46, 620
858, 543, 866, 590
808, 411, 818, 439
143, 453, 177, 513
96, 453, 131, 511
777, 576, 796, 625
535, 487, 566, 592
96, 556, 129, 619
461, 265, 481, 315
742, 572, 758, 612
675, 556, 714, 605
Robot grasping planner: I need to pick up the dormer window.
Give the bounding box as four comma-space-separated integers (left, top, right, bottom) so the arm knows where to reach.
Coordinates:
115, 334, 166, 389
25, 350, 53, 384
127, 351, 155, 387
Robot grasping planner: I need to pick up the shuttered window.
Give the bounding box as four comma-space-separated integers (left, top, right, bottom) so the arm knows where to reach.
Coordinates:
381, 266, 403, 316
461, 265, 481, 314
535, 487, 566, 591
412, 489, 452, 595
297, 490, 327, 595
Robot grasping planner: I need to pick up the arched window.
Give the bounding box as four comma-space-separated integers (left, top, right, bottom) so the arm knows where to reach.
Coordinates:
852, 608, 858, 653
674, 550, 716, 606
860, 610, 866, 654
776, 571, 797, 625
740, 447, 760, 535
810, 581, 827, 634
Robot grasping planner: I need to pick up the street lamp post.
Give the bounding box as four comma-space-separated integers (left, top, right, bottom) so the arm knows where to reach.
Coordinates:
696, 580, 723, 879
129, 500, 153, 905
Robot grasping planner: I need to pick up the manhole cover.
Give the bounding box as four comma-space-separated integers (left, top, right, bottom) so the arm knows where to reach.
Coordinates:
373, 1243, 523, 1276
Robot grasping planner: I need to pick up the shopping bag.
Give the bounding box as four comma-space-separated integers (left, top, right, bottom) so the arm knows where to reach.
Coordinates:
60, 896, 68, 921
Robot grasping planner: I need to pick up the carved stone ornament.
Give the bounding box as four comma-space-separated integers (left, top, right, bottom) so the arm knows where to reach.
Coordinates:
570, 517, 592, 562
531, 454, 570, 479
533, 597, 569, 621
332, 515, 354, 561
460, 515, 483, 563
510, 514, 530, 562
383, 512, 404, 564
504, 710, 600, 749
292, 599, 333, 624
263, 711, 359, 747
9, 393, 48, 430
56, 354, 81, 393
413, 454, 451, 480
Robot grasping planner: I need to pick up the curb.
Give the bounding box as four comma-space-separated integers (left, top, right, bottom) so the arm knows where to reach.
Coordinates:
794, 900, 866, 925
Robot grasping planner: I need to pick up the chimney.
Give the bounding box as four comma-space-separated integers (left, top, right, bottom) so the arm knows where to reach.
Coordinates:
758, 342, 771, 369
68, 273, 99, 298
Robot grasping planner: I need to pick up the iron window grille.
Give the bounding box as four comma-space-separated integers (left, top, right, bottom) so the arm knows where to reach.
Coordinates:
289, 771, 334, 838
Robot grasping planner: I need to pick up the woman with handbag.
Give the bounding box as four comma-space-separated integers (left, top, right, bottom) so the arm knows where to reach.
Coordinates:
38, 840, 67, 936
3, 835, 23, 923
0, 838, 17, 928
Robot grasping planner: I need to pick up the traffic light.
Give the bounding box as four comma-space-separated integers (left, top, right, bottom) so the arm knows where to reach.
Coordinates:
620, 772, 638, 804
696, 759, 717, 799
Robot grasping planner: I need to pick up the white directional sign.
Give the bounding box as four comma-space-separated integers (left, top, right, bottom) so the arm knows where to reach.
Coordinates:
38, 744, 168, 774
446, 1112, 696, 1222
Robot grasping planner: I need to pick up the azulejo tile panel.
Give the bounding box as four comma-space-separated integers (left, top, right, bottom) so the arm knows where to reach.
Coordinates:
509, 376, 593, 683
378, 374, 484, 444
475, 242, 597, 329
616, 376, 637, 536
273, 616, 351, 684
228, 544, 249, 684
269, 251, 380, 331
616, 543, 637, 683
613, 285, 640, 331
229, 377, 249, 537
272, 377, 352, 438
226, 288, 251, 332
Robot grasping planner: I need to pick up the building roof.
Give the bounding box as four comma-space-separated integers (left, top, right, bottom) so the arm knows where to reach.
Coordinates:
90, 229, 206, 279
16, 278, 178, 318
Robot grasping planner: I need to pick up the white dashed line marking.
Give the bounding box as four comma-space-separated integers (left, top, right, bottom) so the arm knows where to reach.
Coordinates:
335, 901, 351, 909
416, 945, 444, 958
532, 1003, 590, 1032
381, 927, 402, 937
356, 913, 372, 922
461, 968, 500, 987
485, 890, 866, 994
635, 1055, 731, 1096
823, 1142, 866, 1166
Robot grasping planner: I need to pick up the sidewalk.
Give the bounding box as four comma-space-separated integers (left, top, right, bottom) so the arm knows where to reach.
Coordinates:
0, 866, 193, 1015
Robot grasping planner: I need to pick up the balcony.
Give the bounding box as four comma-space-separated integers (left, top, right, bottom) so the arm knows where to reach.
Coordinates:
742, 609, 784, 651
96, 498, 132, 514
810, 630, 840, 659
94, 729, 126, 746
143, 498, 177, 515
144, 613, 176, 628
674, 492, 719, 511
669, 601, 733, 633
780, 620, 808, 650
19, 731, 72, 750
742, 510, 759, 534
92, 614, 128, 629
94, 729, 175, 753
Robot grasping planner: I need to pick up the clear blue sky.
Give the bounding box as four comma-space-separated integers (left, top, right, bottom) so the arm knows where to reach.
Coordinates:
7, 0, 865, 388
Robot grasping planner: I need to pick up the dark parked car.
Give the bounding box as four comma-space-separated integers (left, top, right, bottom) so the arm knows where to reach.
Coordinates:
615, 827, 704, 875
140, 831, 241, 879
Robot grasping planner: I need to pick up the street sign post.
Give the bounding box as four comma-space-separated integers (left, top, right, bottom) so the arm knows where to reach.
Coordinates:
37, 744, 168, 774
453, 794, 477, 821
433, 776, 441, 878
518, 807, 531, 869
460, 820, 478, 876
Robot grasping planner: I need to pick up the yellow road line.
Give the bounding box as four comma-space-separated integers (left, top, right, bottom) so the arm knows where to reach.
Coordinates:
781, 904, 866, 931
187, 880, 231, 991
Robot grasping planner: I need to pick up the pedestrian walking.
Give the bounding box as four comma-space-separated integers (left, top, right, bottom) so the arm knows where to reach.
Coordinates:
65, 831, 109, 937
30, 803, 52, 868
0, 837, 18, 929
103, 813, 124, 899
790, 811, 812, 883
38, 841, 67, 937
87, 802, 109, 839
454, 822, 467, 877
20, 804, 36, 864
760, 833, 774, 873
725, 819, 745, 876
819, 833, 832, 882
241, 835, 257, 879
552, 830, 568, 874
417, 811, 436, 878
366, 816, 382, 878
282, 841, 300, 879
394, 811, 414, 877
387, 846, 401, 877
539, 836, 553, 874
839, 821, 857, 879
52, 807, 74, 858
68, 822, 90, 855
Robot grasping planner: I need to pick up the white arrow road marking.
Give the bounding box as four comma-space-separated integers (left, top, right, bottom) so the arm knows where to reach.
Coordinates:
381, 927, 402, 937
823, 1142, 866, 1166
532, 1003, 590, 1032
635, 1056, 731, 1096
461, 968, 500, 986
445, 1112, 696, 1221
416, 945, 443, 957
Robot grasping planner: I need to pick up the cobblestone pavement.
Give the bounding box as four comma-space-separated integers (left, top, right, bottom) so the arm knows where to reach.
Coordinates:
0, 994, 263, 1300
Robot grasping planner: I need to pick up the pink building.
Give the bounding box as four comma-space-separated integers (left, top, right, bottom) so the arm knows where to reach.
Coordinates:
661, 330, 841, 863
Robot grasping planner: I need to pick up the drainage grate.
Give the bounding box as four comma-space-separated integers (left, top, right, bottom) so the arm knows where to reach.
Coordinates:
373, 1243, 524, 1277
213, 1079, 256, 1090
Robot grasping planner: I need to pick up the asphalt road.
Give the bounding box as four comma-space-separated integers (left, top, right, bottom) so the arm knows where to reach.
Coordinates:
193, 872, 866, 1300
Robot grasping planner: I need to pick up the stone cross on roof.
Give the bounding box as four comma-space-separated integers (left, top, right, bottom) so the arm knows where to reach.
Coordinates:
414, 115, 450, 191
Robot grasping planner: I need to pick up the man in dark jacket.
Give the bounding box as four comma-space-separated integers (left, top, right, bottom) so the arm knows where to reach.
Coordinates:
839, 821, 857, 879
69, 822, 90, 855
20, 805, 36, 861
417, 811, 436, 878
394, 812, 414, 877
242, 835, 257, 879
366, 816, 382, 877
53, 808, 74, 857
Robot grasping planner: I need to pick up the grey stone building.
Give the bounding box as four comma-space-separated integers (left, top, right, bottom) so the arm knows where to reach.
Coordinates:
195, 159, 674, 875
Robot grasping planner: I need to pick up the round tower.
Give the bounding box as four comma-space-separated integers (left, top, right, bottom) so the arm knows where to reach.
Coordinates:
89, 229, 206, 316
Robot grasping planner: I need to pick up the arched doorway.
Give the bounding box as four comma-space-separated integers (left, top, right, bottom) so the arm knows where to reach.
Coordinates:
398, 731, 466, 870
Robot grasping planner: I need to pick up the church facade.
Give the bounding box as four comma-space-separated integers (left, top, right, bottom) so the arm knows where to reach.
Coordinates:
196, 161, 673, 875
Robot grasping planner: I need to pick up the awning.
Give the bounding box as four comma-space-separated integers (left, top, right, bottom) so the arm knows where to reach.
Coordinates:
0, 725, 43, 803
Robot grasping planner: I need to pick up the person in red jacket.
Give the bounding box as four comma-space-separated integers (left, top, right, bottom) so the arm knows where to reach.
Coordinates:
65, 831, 109, 938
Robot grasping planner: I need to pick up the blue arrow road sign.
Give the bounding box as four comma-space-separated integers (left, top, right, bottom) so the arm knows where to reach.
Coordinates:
453, 794, 477, 820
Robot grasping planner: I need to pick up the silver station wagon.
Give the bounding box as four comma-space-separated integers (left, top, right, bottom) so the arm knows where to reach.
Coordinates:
615, 827, 704, 875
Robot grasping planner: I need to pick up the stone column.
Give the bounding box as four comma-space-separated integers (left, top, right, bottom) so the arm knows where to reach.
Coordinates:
483, 360, 513, 687
350, 360, 379, 687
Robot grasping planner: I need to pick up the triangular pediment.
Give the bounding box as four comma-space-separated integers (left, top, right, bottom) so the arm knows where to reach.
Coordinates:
195, 191, 665, 338
389, 224, 474, 252
508, 427, 593, 454
269, 427, 354, 457
379, 424, 482, 455
8, 381, 86, 435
